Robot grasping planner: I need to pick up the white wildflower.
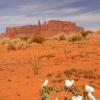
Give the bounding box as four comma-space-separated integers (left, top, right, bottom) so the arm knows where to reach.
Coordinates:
65, 80, 74, 88
42, 80, 48, 87
85, 85, 95, 93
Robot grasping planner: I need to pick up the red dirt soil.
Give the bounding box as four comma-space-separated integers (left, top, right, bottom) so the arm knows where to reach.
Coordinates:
0, 33, 100, 100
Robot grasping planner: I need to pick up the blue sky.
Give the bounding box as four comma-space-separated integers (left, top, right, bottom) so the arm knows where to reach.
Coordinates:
0, 0, 100, 32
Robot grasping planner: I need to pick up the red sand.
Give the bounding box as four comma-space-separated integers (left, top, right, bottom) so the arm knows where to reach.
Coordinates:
0, 33, 100, 100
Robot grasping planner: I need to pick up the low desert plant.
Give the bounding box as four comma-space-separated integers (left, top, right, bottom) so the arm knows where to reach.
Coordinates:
40, 81, 57, 100
15, 40, 30, 49
58, 34, 66, 40
0, 37, 11, 45
0, 36, 46, 51
63, 48, 69, 57
30, 56, 39, 75
31, 35, 46, 44
40, 80, 96, 100
0, 38, 16, 50
27, 37, 35, 44
20, 36, 28, 41
5, 41, 16, 50
1, 37, 31, 50
40, 87, 52, 100
67, 33, 83, 42
81, 31, 93, 38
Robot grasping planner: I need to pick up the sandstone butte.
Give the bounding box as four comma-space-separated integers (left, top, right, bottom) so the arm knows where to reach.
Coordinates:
5, 20, 84, 37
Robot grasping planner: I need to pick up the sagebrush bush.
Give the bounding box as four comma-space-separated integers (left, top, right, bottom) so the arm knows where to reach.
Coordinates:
81, 31, 93, 37
32, 35, 46, 43
5, 42, 16, 50
0, 36, 45, 50
0, 38, 15, 50
15, 41, 29, 49
58, 34, 66, 40
0, 37, 31, 50
20, 36, 28, 41
0, 38, 11, 45
27, 37, 35, 44
67, 33, 83, 42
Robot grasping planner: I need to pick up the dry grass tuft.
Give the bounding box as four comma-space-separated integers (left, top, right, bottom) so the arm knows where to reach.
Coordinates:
67, 33, 83, 42
81, 31, 93, 38
30, 56, 40, 75
58, 34, 67, 40
29, 35, 46, 44
0, 35, 46, 51
5, 42, 16, 50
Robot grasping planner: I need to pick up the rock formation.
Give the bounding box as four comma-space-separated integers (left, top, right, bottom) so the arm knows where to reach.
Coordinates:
5, 20, 84, 37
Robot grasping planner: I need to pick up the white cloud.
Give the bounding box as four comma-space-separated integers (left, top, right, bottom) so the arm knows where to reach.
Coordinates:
19, 3, 45, 12
18, 0, 82, 13
20, 5, 37, 12
43, 7, 82, 14
67, 11, 100, 22
0, 15, 46, 25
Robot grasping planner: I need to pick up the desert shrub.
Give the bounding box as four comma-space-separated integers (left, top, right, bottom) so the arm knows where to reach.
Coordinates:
12, 38, 31, 49
0, 37, 30, 50
5, 42, 16, 50
20, 36, 29, 41
0, 38, 11, 45
27, 37, 35, 44
30, 35, 46, 44
63, 48, 68, 57
48, 35, 59, 40
67, 33, 83, 42
30, 57, 39, 75
11, 38, 20, 43
81, 31, 93, 37
15, 40, 29, 49
58, 34, 66, 40
0, 38, 15, 50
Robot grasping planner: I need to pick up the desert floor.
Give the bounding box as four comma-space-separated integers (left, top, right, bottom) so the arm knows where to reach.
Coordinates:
0, 33, 100, 100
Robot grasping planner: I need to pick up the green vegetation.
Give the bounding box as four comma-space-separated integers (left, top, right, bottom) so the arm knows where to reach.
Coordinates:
40, 86, 56, 100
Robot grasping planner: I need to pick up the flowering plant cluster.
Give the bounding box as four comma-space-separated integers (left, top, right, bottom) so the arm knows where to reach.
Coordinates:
40, 79, 96, 100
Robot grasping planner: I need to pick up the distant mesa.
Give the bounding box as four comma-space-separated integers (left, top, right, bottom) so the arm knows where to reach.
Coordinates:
5, 20, 84, 37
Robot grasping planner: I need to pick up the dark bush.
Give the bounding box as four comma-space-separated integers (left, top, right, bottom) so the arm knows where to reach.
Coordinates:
31, 35, 46, 43
59, 34, 66, 40
81, 31, 93, 37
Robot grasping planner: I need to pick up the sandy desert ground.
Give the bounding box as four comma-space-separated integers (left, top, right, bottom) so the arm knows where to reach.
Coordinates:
0, 32, 100, 100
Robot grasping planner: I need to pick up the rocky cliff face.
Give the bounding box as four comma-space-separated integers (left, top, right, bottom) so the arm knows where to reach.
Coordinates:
6, 20, 84, 37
